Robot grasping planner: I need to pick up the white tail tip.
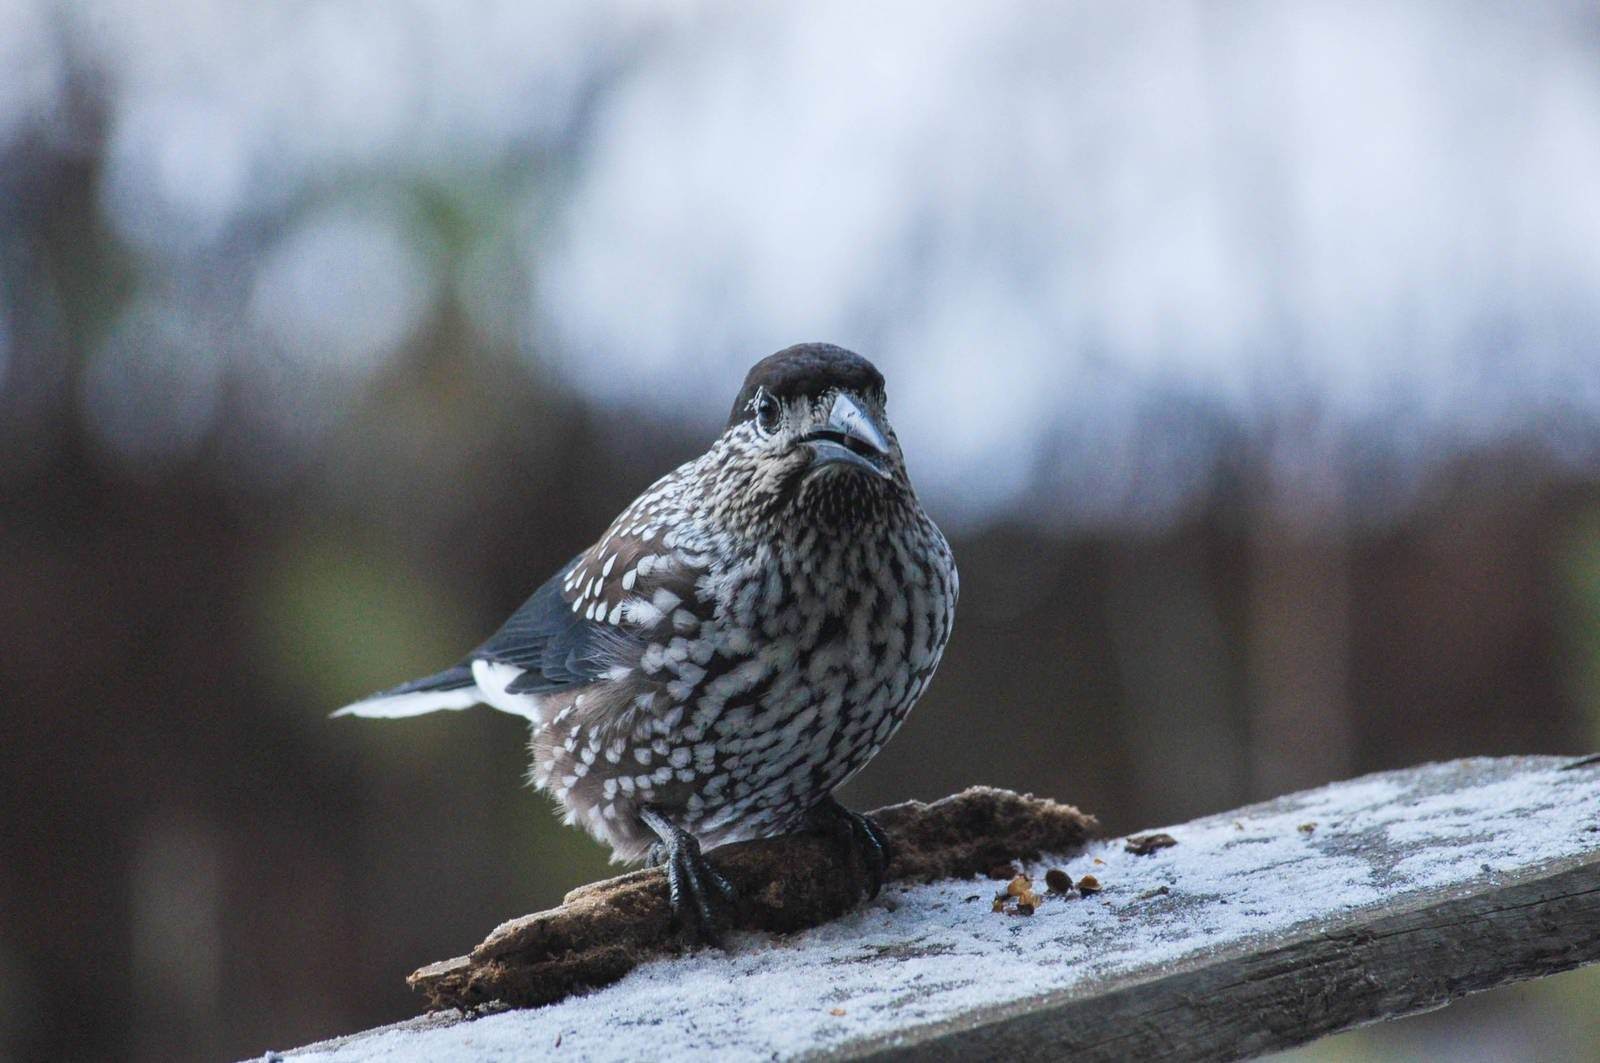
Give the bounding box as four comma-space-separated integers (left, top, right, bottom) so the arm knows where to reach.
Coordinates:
331, 687, 482, 720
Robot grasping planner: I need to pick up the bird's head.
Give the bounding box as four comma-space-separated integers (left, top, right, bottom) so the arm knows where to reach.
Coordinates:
715, 343, 909, 524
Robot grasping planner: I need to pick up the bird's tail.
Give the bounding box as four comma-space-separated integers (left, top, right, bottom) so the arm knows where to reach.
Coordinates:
331, 665, 482, 719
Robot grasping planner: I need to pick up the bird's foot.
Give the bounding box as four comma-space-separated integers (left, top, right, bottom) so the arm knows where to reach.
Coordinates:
806, 795, 894, 900
640, 808, 737, 946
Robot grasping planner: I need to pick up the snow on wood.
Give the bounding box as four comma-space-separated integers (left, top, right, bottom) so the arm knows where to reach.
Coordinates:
280, 756, 1600, 1062
410, 787, 1097, 1011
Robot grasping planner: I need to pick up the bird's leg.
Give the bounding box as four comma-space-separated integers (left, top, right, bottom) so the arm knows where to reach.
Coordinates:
805, 794, 894, 900
639, 807, 737, 946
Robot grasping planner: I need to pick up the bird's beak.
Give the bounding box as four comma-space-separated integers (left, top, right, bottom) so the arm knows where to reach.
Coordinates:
801, 392, 893, 479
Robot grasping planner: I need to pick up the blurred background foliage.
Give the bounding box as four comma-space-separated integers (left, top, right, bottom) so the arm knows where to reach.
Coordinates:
3, 1, 1600, 1059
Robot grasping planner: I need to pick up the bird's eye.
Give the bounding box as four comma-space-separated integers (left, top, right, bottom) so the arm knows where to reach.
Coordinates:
754, 390, 781, 433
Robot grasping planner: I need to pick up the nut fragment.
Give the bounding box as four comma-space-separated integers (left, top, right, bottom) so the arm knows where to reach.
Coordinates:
1044, 868, 1072, 893
991, 871, 1046, 914
1298, 822, 1317, 834
1125, 832, 1178, 856
1077, 873, 1103, 894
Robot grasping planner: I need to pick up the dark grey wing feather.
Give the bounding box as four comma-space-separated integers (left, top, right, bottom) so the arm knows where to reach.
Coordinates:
472, 554, 636, 695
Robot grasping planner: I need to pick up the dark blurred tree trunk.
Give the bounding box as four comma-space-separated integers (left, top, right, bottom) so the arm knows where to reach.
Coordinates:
1105, 533, 1249, 822
1246, 509, 1354, 798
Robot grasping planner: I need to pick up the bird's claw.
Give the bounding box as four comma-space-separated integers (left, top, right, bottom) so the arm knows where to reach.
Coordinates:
808, 795, 894, 900
641, 808, 737, 946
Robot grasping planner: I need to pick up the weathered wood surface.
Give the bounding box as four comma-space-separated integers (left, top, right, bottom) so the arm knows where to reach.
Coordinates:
408, 787, 1097, 1011
284, 756, 1600, 1063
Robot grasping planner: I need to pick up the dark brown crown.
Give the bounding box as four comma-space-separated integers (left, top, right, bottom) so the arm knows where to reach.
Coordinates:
727, 343, 885, 427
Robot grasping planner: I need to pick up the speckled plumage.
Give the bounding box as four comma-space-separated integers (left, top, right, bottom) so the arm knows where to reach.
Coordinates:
338, 344, 957, 875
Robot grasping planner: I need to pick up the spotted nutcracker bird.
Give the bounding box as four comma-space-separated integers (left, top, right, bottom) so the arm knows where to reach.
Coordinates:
336, 343, 958, 940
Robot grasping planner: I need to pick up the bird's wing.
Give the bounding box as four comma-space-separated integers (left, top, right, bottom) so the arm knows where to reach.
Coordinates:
475, 534, 710, 696
334, 497, 712, 722
471, 553, 624, 693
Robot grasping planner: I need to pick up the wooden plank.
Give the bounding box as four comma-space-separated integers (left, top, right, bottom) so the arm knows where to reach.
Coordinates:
851, 844, 1599, 1060
284, 756, 1600, 1062
408, 787, 1098, 1012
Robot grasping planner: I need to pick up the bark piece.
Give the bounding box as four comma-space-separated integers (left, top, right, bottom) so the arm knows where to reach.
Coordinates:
409, 787, 1097, 1011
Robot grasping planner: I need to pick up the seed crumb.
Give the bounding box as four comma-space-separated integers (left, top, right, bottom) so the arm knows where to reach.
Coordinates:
1125, 832, 1178, 856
